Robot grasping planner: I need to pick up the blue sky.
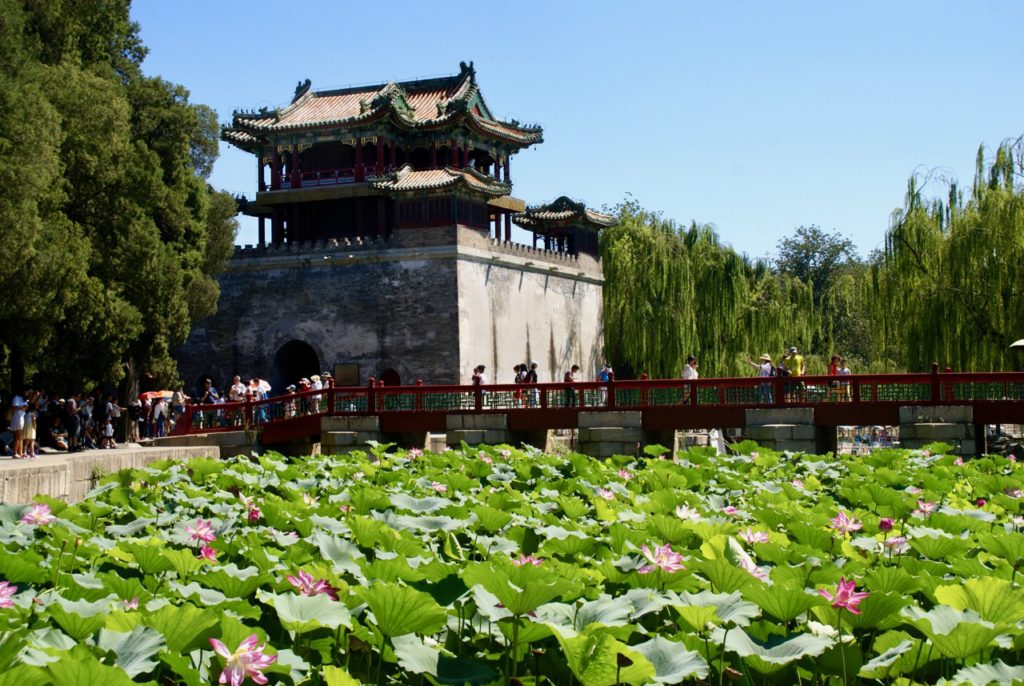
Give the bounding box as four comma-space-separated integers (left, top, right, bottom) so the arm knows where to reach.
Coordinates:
132, 1, 1024, 259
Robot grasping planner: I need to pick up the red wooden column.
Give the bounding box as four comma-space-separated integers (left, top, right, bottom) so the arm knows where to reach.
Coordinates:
354, 141, 364, 182
271, 151, 282, 190
290, 150, 300, 188
504, 213, 512, 242
271, 208, 283, 243
258, 158, 266, 192
494, 154, 502, 181
450, 141, 459, 166
258, 216, 266, 247
376, 138, 385, 175
503, 158, 510, 184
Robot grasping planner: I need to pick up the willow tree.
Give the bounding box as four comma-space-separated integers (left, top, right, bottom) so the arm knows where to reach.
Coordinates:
873, 139, 1024, 371
601, 199, 816, 378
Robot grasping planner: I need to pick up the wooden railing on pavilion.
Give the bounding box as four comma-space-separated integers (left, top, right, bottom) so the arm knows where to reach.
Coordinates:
170, 367, 1024, 439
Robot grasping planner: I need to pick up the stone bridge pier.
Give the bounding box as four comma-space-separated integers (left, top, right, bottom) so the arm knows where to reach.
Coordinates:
898, 406, 981, 455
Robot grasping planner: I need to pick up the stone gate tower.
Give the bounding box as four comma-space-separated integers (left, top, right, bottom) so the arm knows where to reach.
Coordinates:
178, 62, 613, 391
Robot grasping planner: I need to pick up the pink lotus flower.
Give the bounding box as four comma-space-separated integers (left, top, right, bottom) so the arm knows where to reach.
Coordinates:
198, 546, 218, 562
739, 557, 768, 580
185, 518, 217, 543
499, 449, 511, 458
286, 570, 338, 600
953, 457, 964, 466
247, 507, 261, 523
209, 634, 277, 686
906, 486, 922, 495
598, 488, 615, 501
20, 503, 55, 526
819, 578, 869, 614
722, 506, 738, 516
976, 498, 987, 507
1005, 488, 1022, 499
480, 455, 493, 465
883, 536, 909, 553
0, 580, 17, 608
302, 494, 319, 506
407, 447, 423, 459
830, 511, 863, 536
351, 471, 365, 481
122, 596, 139, 610
791, 479, 805, 489
431, 481, 447, 493
913, 499, 937, 517
618, 469, 634, 481
513, 554, 544, 567
637, 543, 685, 574
1009, 454, 1017, 462
739, 528, 770, 545
675, 504, 701, 521
878, 517, 894, 532
338, 504, 352, 513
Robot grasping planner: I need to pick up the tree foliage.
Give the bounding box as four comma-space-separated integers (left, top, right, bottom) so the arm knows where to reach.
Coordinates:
871, 139, 1024, 371
601, 199, 816, 378
0, 0, 236, 391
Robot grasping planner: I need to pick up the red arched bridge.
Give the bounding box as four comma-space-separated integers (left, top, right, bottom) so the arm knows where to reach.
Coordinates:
171, 367, 1024, 446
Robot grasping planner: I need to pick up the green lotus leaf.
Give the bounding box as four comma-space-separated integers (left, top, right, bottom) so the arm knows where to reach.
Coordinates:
462, 561, 574, 616
121, 541, 175, 574
552, 626, 656, 686
536, 596, 634, 636
96, 625, 164, 677
742, 583, 823, 623
47, 598, 109, 641
105, 518, 155, 537
471, 505, 512, 533
389, 493, 450, 513
409, 574, 469, 607
858, 638, 915, 679
713, 626, 834, 667
630, 636, 709, 682
197, 564, 271, 598
902, 605, 1001, 660
0, 549, 47, 583
140, 603, 219, 653
322, 665, 362, 686
694, 557, 754, 593
46, 646, 136, 686
171, 582, 228, 606
359, 582, 447, 637
257, 590, 352, 634
0, 665, 48, 686
787, 521, 834, 551
978, 531, 1024, 566
392, 633, 498, 685
673, 590, 759, 628
540, 533, 598, 557
833, 591, 909, 631
934, 577, 1024, 626
647, 514, 692, 545
557, 496, 590, 520
864, 566, 922, 595
314, 533, 365, 576
947, 659, 1024, 686
361, 554, 422, 582
908, 534, 969, 560
161, 547, 203, 578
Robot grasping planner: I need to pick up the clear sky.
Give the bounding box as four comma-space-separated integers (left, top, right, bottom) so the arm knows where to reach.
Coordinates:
131, 1, 1024, 259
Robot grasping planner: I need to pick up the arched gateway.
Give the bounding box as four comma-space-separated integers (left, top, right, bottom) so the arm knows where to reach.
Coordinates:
271, 340, 319, 393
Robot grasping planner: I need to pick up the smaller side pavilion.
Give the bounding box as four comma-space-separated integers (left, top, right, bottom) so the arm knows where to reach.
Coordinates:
513, 196, 617, 257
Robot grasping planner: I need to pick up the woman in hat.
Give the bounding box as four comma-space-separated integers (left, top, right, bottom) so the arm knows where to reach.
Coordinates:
745, 354, 776, 403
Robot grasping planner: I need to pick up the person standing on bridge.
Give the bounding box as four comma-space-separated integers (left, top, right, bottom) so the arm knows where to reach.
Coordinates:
563, 364, 580, 407
526, 361, 540, 407
745, 354, 775, 404
682, 355, 698, 404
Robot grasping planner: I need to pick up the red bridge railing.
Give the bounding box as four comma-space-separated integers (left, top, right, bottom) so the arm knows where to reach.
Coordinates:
170, 368, 1024, 437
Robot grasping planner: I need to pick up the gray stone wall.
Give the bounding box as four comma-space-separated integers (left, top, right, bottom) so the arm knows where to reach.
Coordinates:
178, 225, 605, 391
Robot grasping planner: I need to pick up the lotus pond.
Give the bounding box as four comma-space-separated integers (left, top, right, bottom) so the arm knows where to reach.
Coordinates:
0, 441, 1022, 685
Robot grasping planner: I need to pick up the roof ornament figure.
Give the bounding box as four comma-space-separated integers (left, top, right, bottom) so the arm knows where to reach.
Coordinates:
292, 78, 312, 103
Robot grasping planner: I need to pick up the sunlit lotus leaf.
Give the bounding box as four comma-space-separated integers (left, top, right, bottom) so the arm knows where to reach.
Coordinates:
535, 596, 634, 635
540, 534, 598, 557
309, 515, 349, 535
105, 518, 155, 537
619, 587, 675, 620
787, 522, 833, 551
742, 584, 823, 623
978, 532, 1024, 565
322, 665, 361, 686
197, 564, 270, 598
472, 505, 511, 532
172, 582, 227, 606
48, 598, 108, 641
140, 603, 219, 653
712, 626, 833, 669
96, 625, 164, 677
121, 541, 175, 574
161, 548, 203, 578
392, 633, 498, 685
0, 665, 48, 686
359, 582, 447, 637
552, 627, 656, 686
908, 534, 969, 560
946, 660, 1024, 686
463, 561, 575, 616
833, 591, 910, 631
674, 605, 720, 632
902, 605, 1001, 660
630, 636, 709, 682
857, 638, 915, 679
934, 577, 1024, 626
0, 549, 48, 584
46, 646, 136, 686
312, 533, 364, 576
361, 554, 422, 582
673, 590, 758, 628
258, 590, 352, 635
864, 567, 922, 595
389, 493, 450, 514
694, 558, 755, 593
816, 642, 864, 679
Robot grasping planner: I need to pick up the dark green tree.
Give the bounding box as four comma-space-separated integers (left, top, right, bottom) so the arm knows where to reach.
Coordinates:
0, 0, 236, 392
